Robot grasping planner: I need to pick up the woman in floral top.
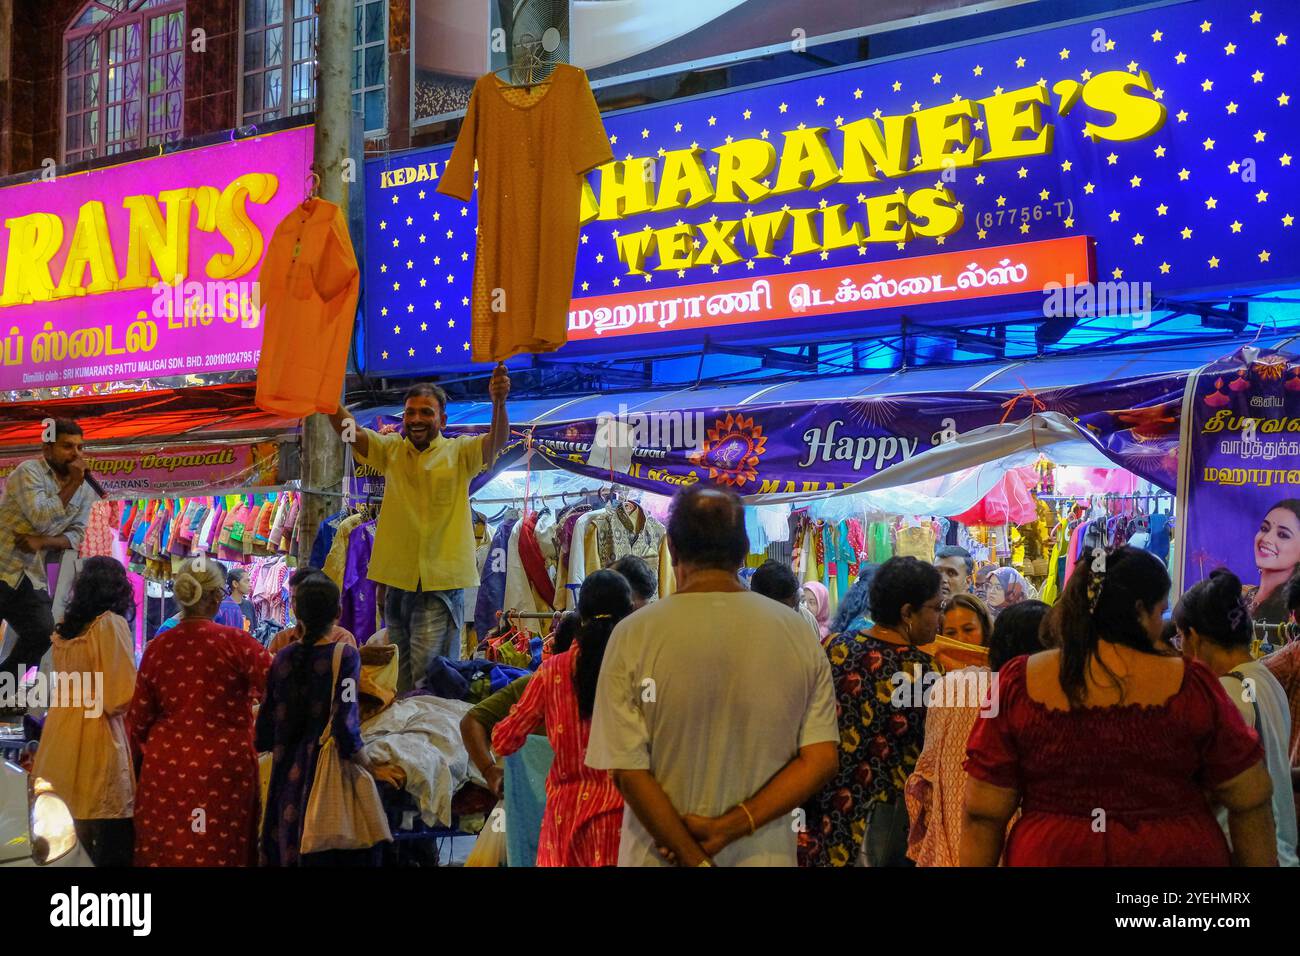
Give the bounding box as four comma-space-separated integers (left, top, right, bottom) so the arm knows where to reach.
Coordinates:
802, 557, 945, 867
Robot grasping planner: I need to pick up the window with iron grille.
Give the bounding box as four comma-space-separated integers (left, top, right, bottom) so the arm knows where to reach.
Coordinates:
63, 0, 187, 165
240, 0, 386, 135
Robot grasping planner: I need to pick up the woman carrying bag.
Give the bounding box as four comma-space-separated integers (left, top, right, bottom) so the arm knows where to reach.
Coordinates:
256, 573, 390, 866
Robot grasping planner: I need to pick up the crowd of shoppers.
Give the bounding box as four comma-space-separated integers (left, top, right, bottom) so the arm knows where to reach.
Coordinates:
7, 410, 1300, 868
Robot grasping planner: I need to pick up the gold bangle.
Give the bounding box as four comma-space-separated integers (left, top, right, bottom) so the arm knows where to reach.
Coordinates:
738, 801, 757, 835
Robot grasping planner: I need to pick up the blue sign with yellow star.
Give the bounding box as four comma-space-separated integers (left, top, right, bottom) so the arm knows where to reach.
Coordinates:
364, 0, 1299, 375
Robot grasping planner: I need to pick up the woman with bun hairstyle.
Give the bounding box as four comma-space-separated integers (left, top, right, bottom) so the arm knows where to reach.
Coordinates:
1177, 569, 1298, 866
962, 546, 1276, 866
1249, 500, 1300, 624
128, 557, 273, 866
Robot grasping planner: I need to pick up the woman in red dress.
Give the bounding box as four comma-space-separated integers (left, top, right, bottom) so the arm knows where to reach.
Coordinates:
128, 558, 272, 866
961, 546, 1277, 867
491, 570, 632, 866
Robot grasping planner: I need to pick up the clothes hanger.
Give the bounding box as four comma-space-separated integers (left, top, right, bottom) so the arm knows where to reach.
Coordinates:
490, 29, 561, 89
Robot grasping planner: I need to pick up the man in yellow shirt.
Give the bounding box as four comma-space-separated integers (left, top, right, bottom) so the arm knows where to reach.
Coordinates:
329, 365, 510, 691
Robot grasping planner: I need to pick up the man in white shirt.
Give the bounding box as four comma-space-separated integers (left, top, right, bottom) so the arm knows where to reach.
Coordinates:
586, 486, 839, 866
0, 418, 95, 693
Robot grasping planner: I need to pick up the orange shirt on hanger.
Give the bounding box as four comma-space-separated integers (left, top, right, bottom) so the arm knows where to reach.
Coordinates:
255, 198, 360, 417
437, 64, 613, 364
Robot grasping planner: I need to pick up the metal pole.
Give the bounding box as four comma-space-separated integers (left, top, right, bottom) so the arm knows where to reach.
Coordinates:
297, 0, 351, 563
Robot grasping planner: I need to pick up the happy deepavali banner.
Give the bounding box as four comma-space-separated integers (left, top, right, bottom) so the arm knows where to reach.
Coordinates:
1181, 345, 1300, 623
0, 126, 313, 391
365, 0, 1300, 374
0, 442, 280, 498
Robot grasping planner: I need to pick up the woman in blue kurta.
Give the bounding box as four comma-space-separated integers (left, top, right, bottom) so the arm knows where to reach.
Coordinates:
256, 573, 377, 866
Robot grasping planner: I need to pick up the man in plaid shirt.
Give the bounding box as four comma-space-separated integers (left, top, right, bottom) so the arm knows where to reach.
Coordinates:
0, 418, 95, 701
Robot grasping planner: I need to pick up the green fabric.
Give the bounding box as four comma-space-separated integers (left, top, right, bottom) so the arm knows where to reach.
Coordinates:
467, 675, 532, 730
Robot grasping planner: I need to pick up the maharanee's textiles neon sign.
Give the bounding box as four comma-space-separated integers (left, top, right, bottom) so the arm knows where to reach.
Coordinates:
586, 71, 1161, 275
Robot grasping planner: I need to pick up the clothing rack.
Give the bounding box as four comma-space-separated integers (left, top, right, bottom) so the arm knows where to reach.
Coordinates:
470, 486, 620, 506
1036, 493, 1175, 502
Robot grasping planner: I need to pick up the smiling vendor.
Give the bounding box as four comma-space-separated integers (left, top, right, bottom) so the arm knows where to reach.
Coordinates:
328, 366, 510, 690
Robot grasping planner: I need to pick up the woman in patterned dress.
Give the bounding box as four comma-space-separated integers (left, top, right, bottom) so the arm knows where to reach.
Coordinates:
128, 558, 271, 866
491, 570, 632, 866
905, 600, 1050, 866
802, 557, 946, 867
257, 573, 378, 866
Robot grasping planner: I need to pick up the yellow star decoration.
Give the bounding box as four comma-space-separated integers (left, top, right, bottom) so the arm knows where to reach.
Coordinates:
1130, 175, 1142, 187
1277, 33, 1289, 46
977, 228, 987, 239
1226, 102, 1238, 114
1260, 250, 1272, 262
1154, 145, 1166, 157
1257, 189, 1269, 202
1252, 70, 1265, 82
1059, 48, 1069, 60
1178, 168, 1191, 181
1251, 11, 1262, 24
1254, 129, 1267, 142
1020, 222, 1031, 234
892, 80, 902, 92
1159, 262, 1171, 274
1015, 56, 1025, 67
1112, 267, 1124, 279
1280, 94, 1292, 106
1203, 137, 1215, 150
996, 195, 1007, 207
1228, 160, 1241, 173
816, 95, 825, 106
1084, 182, 1096, 194
931, 72, 942, 84
975, 173, 986, 185
1224, 42, 1237, 55
1208, 256, 1220, 268
1200, 20, 1212, 33
1039, 188, 1050, 200
1282, 154, 1294, 166
1107, 152, 1119, 164
1181, 226, 1193, 238
1156, 203, 1168, 216
1201, 79, 1214, 91
1064, 216, 1075, 228
1132, 233, 1144, 245
1061, 159, 1072, 171
1206, 196, 1218, 209
1284, 214, 1295, 227
1151, 29, 1163, 42
1017, 166, 1029, 178
1109, 209, 1121, 222
1105, 39, 1116, 51
1175, 52, 1187, 64
1230, 220, 1243, 233
973, 65, 983, 76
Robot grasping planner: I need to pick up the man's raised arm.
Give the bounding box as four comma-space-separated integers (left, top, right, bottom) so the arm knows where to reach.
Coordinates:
327, 405, 369, 459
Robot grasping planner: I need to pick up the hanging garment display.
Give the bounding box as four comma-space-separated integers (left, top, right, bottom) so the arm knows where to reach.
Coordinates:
255, 197, 361, 417
437, 64, 613, 363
